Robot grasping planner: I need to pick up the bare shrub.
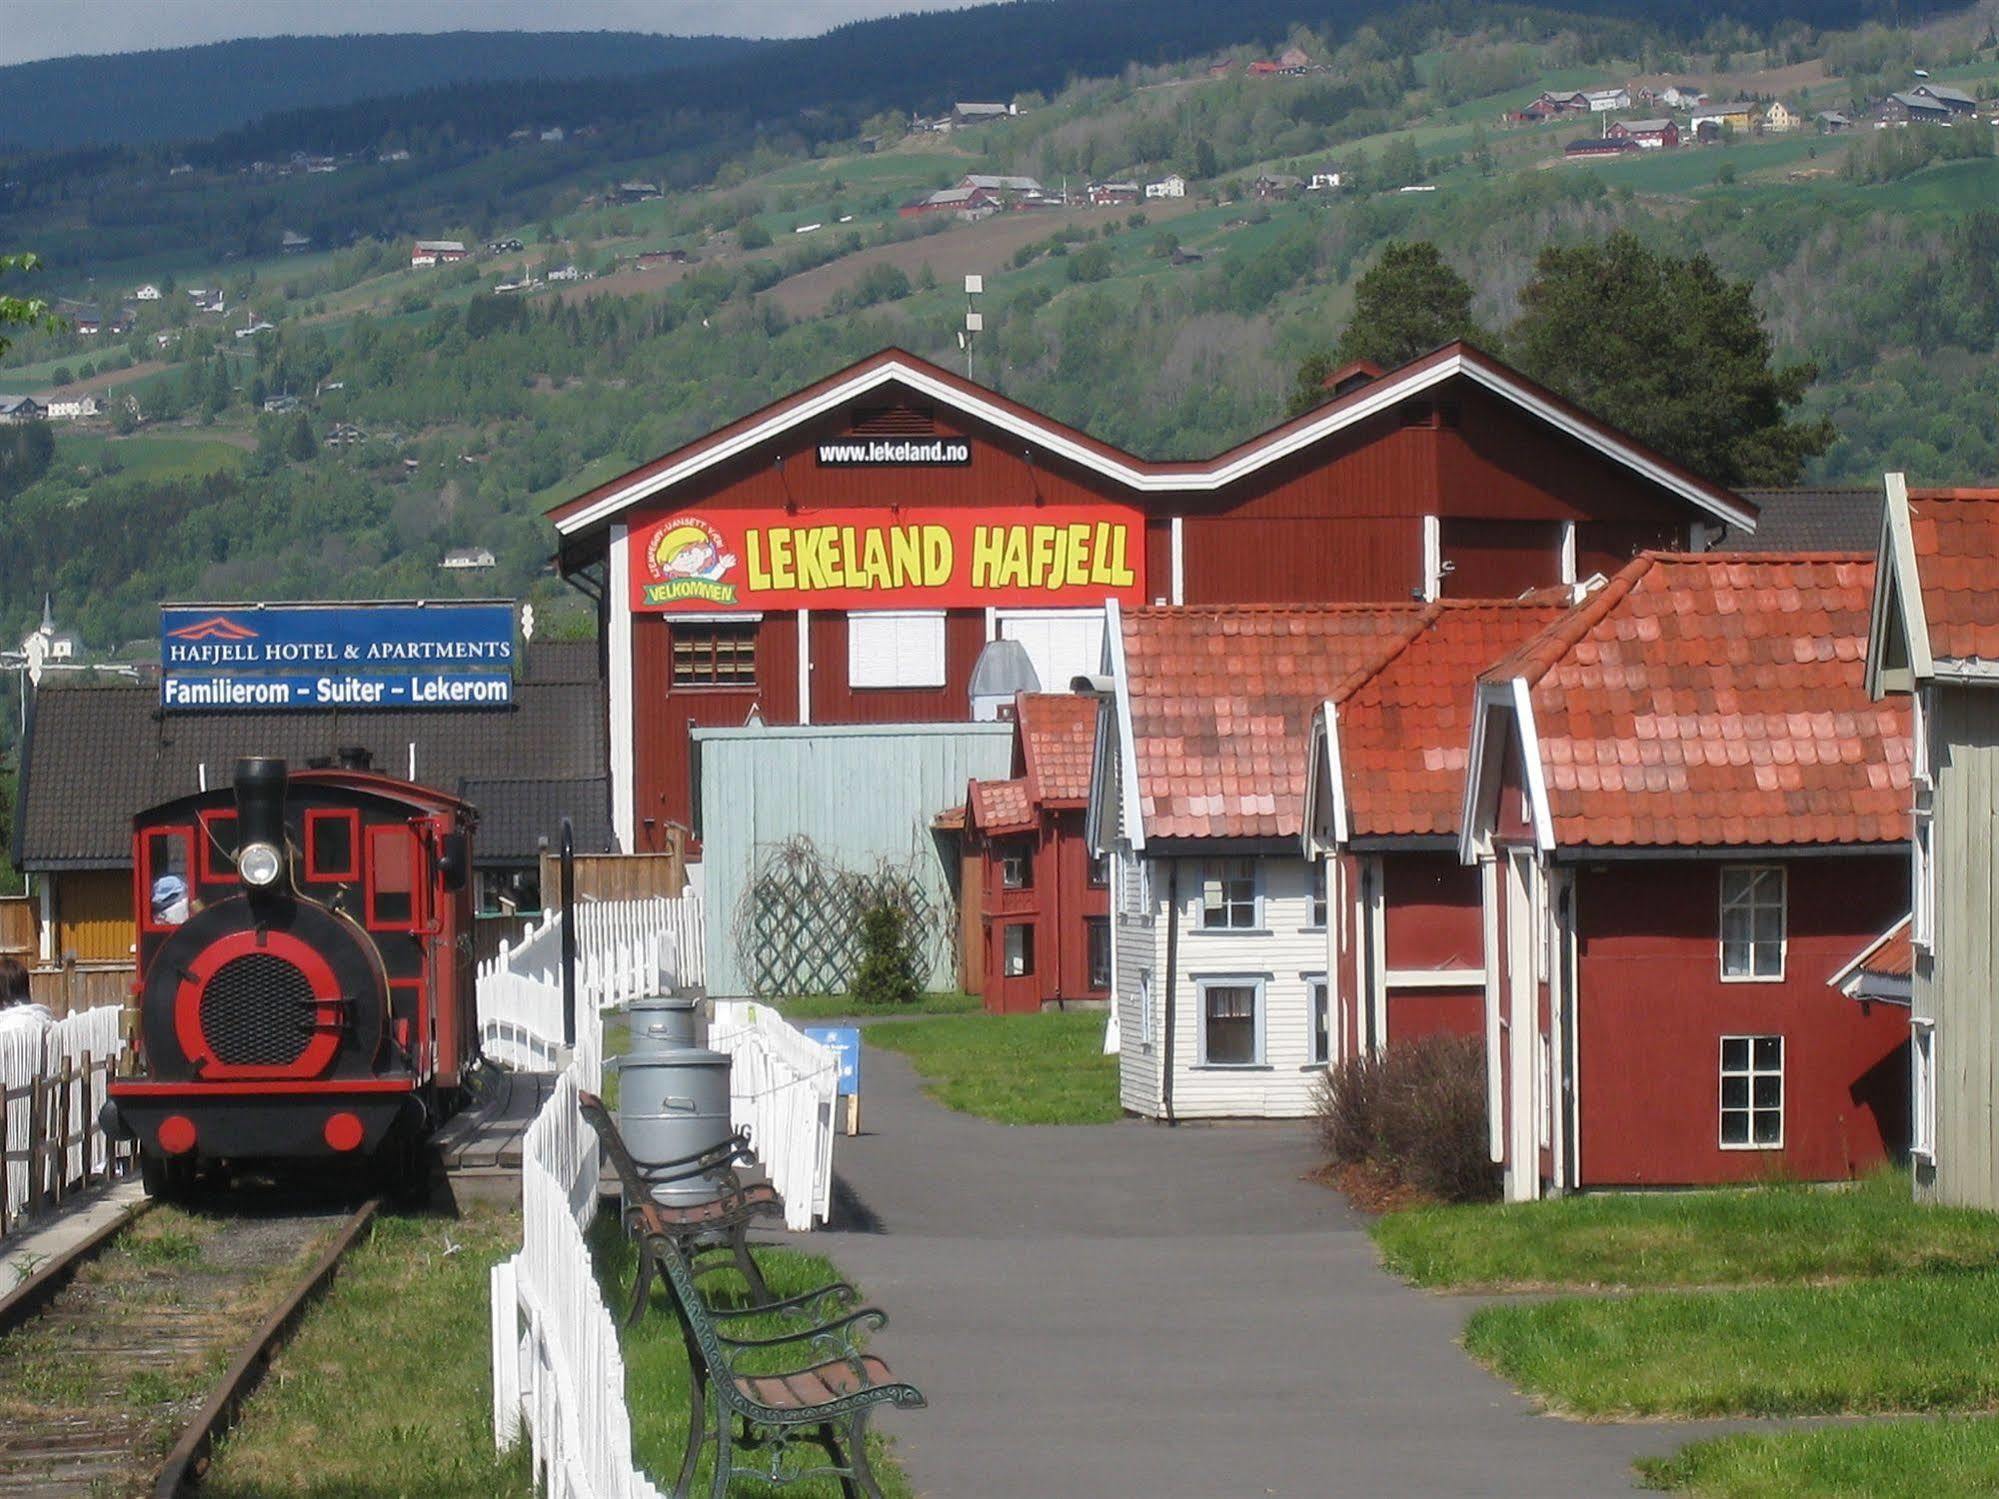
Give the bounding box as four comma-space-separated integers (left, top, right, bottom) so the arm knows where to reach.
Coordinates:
1315, 1033, 1497, 1205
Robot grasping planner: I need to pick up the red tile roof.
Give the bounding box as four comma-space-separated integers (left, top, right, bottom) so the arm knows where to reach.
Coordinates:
1489, 552, 1911, 848
1845, 916, 1913, 982
1341, 601, 1573, 839
1016, 693, 1097, 805
968, 777, 1034, 834
1906, 488, 1999, 662
1124, 603, 1428, 840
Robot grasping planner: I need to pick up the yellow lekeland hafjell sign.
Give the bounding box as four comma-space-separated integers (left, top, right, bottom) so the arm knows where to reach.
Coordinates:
629, 505, 1146, 611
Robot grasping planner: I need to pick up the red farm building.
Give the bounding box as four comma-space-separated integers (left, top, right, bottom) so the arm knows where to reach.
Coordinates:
950, 693, 1109, 1012
544, 341, 1754, 852
1461, 553, 1913, 1198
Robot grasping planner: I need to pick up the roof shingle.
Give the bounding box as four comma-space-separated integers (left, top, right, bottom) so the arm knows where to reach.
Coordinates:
1489, 552, 1909, 848
1906, 488, 1999, 663
1016, 693, 1097, 804
18, 679, 607, 868
1341, 601, 1572, 839
1124, 603, 1428, 840
968, 777, 1034, 834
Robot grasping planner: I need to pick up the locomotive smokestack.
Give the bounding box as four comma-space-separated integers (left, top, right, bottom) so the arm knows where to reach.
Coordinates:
336, 745, 373, 772
233, 757, 289, 889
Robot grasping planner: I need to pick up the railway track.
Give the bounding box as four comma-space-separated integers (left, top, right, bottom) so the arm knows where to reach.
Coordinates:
0, 1185, 379, 1498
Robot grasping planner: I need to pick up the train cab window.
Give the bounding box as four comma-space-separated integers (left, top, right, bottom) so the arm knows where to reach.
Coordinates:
306, 809, 361, 881
366, 824, 421, 930
197, 810, 240, 883
141, 828, 194, 930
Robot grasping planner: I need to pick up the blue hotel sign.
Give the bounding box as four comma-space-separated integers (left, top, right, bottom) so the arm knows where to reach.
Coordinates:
160, 602, 516, 711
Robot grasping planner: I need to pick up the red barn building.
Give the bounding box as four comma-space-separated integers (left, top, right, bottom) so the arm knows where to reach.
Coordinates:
1461, 553, 1912, 1198
545, 342, 1753, 853
951, 693, 1108, 1012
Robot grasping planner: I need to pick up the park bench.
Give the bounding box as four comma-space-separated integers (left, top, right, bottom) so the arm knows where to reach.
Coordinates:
580, 1090, 798, 1315
646, 1196, 925, 1498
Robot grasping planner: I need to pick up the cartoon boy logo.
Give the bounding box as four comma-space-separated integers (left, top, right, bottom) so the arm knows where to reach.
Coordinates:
643, 517, 740, 605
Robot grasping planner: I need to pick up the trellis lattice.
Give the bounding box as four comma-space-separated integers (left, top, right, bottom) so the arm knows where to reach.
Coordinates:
731, 836, 950, 999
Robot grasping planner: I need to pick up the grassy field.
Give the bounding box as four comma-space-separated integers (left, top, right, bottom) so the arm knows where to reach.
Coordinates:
52, 431, 247, 482
863, 1010, 1120, 1124
204, 1206, 533, 1498
774, 991, 984, 1022
1372, 1170, 1999, 1290
1464, 1270, 1999, 1418
594, 1216, 913, 1497
1640, 1417, 1999, 1497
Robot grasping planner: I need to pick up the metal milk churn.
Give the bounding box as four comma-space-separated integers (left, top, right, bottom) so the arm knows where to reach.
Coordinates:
615, 1044, 736, 1205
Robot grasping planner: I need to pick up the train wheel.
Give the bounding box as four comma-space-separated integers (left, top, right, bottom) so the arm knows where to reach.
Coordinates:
140, 1152, 200, 1203
374, 1131, 430, 1208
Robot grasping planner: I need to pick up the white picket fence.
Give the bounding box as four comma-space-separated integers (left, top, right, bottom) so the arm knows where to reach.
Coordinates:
2, 1004, 131, 1239
708, 1002, 838, 1232
478, 894, 703, 1068
491, 1003, 671, 1499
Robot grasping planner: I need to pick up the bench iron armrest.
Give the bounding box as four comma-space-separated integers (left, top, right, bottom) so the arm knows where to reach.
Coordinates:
708, 1280, 857, 1323
714, 1306, 889, 1366
630, 1131, 756, 1181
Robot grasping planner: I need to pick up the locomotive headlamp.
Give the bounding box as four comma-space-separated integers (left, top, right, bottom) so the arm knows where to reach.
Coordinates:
238, 841, 284, 888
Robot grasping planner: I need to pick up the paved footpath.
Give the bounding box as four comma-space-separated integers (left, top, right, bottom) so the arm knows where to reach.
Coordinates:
824, 1047, 1710, 1499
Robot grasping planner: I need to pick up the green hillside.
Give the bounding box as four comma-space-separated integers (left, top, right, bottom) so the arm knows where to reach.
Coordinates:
0, 1, 1995, 666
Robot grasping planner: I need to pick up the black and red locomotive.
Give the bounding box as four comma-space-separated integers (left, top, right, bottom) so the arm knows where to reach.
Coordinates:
104, 756, 478, 1194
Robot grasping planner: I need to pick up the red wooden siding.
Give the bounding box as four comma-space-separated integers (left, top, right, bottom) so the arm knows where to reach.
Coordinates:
1382, 852, 1485, 1042
1573, 856, 1910, 1186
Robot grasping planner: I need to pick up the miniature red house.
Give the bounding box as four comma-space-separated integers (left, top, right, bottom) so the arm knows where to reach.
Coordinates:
952, 693, 1108, 1013
1462, 553, 1912, 1198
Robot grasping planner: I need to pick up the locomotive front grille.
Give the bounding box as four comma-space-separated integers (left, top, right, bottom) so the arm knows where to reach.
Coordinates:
199, 952, 324, 1068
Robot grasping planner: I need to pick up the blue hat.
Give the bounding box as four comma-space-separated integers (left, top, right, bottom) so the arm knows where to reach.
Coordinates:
152, 875, 186, 903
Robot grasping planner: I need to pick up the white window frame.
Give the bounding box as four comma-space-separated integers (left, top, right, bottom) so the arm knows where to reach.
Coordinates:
1001, 921, 1035, 978
1912, 1019, 1936, 1164
1085, 916, 1111, 991
1196, 860, 1263, 933
847, 609, 946, 689
1306, 973, 1330, 1067
1307, 879, 1327, 931
999, 846, 1032, 891
1719, 1034, 1784, 1150
1117, 849, 1151, 917
1912, 794, 1934, 953
1195, 974, 1267, 1067
1719, 865, 1786, 983
1137, 969, 1155, 1047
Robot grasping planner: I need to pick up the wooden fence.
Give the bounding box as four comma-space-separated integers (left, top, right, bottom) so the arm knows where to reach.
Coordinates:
29, 963, 134, 1021
539, 848, 687, 906
2, 1004, 132, 1239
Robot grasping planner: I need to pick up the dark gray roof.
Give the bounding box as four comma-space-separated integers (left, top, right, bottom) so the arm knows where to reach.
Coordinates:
458, 776, 614, 862
1717, 486, 1883, 554
520, 637, 599, 683
16, 677, 605, 869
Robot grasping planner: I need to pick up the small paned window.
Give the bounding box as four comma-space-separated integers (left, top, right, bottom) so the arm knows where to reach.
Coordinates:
307, 810, 359, 882
1137, 969, 1155, 1046
1089, 851, 1110, 888
1310, 882, 1328, 929
1201, 980, 1261, 1065
670, 622, 757, 689
1000, 848, 1032, 890
1912, 795, 1934, 952
1720, 866, 1785, 981
1087, 918, 1111, 991
1308, 976, 1330, 1066
144, 829, 193, 928
1720, 1035, 1783, 1149
1119, 853, 1151, 917
1002, 922, 1034, 977
1200, 861, 1258, 931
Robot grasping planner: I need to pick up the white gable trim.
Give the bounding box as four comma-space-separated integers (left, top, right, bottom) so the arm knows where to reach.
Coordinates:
1867, 471, 1933, 697
1458, 677, 1554, 861
554, 352, 1755, 536
1826, 914, 1912, 994
1106, 597, 1146, 850
1301, 699, 1349, 857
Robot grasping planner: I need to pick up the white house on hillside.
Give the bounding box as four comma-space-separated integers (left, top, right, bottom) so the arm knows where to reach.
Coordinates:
1145, 174, 1187, 199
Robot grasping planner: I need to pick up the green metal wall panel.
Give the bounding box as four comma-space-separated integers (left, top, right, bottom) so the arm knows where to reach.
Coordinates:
694, 722, 1015, 998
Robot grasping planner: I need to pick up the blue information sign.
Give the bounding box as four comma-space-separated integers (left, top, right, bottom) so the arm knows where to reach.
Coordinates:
160, 602, 516, 711
801, 1026, 861, 1097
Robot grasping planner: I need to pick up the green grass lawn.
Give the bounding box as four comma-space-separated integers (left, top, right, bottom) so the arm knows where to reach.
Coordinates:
593, 1216, 913, 1497
1465, 1270, 1999, 1418
862, 1010, 1120, 1124
1640, 1416, 1999, 1497
53, 431, 246, 482
204, 1205, 534, 1498
1373, 1170, 1999, 1290
774, 991, 983, 1022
